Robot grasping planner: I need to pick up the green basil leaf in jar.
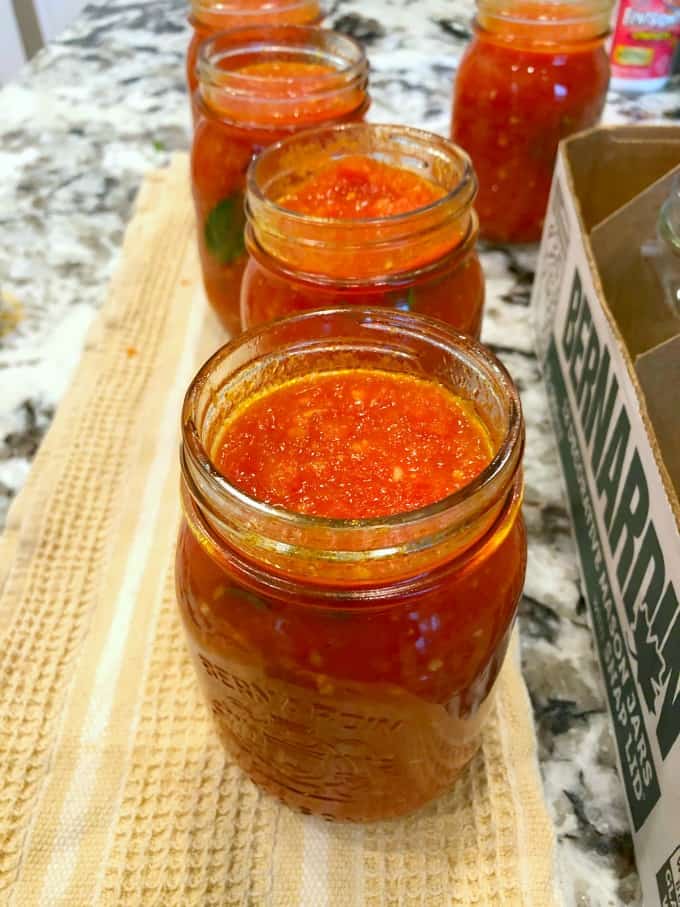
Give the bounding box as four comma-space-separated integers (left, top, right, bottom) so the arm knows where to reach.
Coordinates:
205, 194, 246, 265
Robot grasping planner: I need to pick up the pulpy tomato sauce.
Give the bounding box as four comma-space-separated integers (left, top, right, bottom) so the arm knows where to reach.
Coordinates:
191, 28, 368, 333
175, 308, 527, 820
452, 0, 611, 243
241, 124, 485, 335
186, 0, 322, 95
214, 369, 494, 518
278, 156, 446, 220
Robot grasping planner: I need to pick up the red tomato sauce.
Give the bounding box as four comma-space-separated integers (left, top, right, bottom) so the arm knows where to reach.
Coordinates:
279, 156, 446, 220
205, 61, 346, 122
452, 20, 609, 243
214, 369, 493, 519
242, 246, 485, 335
176, 443, 524, 820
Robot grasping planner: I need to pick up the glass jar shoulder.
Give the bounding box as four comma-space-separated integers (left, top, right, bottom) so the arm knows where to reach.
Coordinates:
241, 240, 485, 336
456, 31, 610, 111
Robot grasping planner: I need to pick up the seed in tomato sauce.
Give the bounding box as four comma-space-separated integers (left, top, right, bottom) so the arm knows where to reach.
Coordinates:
214, 369, 494, 519
278, 155, 445, 220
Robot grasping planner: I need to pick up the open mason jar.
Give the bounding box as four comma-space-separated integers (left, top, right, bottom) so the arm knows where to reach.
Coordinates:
192, 27, 369, 333
186, 0, 323, 95
241, 124, 485, 336
175, 308, 526, 821
451, 0, 611, 243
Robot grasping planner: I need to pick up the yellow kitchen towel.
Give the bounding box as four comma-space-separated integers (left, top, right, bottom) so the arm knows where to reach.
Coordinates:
0, 155, 559, 907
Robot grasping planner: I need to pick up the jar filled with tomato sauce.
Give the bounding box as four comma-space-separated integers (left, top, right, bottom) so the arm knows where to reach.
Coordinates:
451, 0, 612, 243
186, 0, 323, 95
192, 27, 369, 333
241, 124, 485, 336
175, 307, 526, 821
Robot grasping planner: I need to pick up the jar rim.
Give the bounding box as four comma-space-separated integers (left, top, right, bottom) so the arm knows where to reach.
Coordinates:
196, 26, 367, 103
192, 0, 320, 15
246, 123, 477, 229
475, 0, 613, 34
181, 307, 523, 535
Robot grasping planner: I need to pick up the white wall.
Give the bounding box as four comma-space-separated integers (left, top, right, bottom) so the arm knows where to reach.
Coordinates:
33, 0, 88, 42
0, 0, 89, 84
0, 0, 28, 83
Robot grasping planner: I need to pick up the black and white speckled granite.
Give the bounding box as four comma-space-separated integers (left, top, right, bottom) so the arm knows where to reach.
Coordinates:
0, 2, 678, 903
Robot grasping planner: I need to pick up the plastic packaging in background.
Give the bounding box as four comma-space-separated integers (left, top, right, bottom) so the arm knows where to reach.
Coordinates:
609, 0, 680, 92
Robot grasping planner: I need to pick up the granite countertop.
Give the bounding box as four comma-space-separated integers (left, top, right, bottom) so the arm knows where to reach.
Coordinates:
0, 1, 678, 903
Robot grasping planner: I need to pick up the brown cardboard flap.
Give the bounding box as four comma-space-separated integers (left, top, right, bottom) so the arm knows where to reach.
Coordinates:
534, 124, 680, 907
564, 126, 680, 231
590, 164, 680, 359
635, 335, 680, 497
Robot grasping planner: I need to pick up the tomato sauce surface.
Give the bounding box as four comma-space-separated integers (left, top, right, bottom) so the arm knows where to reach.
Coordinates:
279, 156, 445, 220
214, 369, 493, 519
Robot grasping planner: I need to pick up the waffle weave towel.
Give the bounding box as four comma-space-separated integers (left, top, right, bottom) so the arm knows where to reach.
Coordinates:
0, 156, 559, 907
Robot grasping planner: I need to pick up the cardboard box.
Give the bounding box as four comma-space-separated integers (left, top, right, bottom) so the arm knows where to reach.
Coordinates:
532, 125, 680, 906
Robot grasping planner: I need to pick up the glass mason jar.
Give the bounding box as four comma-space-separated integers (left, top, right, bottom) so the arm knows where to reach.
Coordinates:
642, 174, 680, 317
241, 124, 485, 336
451, 0, 611, 244
175, 307, 527, 821
186, 0, 323, 95
192, 27, 369, 334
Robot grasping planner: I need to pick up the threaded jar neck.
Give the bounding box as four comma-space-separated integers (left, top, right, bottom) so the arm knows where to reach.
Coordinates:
245, 123, 478, 284
180, 308, 524, 589
475, 0, 612, 44
196, 26, 368, 127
